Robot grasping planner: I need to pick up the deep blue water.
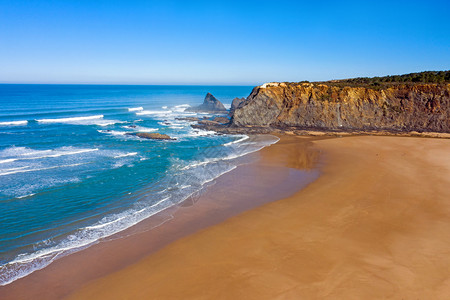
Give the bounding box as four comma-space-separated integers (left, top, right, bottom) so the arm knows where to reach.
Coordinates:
0, 84, 277, 285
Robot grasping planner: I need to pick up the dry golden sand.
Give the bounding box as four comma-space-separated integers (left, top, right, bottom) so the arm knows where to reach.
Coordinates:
66, 136, 450, 299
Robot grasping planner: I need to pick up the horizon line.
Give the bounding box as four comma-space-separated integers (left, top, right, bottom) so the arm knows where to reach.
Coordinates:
0, 82, 259, 86
1, 70, 448, 86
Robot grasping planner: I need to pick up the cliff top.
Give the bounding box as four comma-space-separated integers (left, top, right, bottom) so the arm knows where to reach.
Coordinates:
271, 71, 450, 90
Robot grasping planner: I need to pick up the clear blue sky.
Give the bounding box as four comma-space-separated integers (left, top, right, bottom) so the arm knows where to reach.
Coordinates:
0, 0, 449, 85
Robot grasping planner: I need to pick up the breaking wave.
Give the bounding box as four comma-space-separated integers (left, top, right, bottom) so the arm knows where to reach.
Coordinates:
0, 120, 28, 126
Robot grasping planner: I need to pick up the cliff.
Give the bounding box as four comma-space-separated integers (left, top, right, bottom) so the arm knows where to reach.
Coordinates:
232, 82, 450, 133
229, 97, 245, 116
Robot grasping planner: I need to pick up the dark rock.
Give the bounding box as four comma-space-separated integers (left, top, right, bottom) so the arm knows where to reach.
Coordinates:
191, 123, 273, 134
198, 120, 221, 126
126, 132, 175, 140
229, 97, 246, 116
212, 117, 230, 124
175, 117, 201, 122
186, 93, 227, 113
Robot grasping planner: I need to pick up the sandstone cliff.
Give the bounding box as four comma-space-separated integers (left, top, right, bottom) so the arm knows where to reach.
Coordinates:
232, 82, 450, 133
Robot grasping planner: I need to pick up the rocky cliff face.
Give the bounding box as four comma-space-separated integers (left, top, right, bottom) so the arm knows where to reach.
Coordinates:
186, 93, 227, 113
232, 82, 450, 132
229, 97, 246, 116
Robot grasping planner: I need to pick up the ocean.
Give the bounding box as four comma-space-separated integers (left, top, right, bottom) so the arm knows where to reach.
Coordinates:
0, 84, 278, 285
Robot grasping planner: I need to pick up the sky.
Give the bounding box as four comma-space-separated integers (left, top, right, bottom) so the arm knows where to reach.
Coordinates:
0, 0, 449, 85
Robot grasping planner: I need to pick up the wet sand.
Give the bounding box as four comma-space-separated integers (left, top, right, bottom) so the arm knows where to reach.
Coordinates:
0, 135, 320, 299
66, 135, 450, 299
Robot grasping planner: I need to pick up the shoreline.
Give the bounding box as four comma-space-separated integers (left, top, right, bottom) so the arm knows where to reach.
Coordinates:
67, 135, 450, 299
192, 122, 450, 139
0, 134, 278, 287
0, 135, 321, 299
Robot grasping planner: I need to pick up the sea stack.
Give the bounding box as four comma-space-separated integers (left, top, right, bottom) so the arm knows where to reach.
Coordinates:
186, 93, 227, 113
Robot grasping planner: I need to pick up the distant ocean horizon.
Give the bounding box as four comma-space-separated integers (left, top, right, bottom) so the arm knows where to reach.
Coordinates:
0, 84, 277, 285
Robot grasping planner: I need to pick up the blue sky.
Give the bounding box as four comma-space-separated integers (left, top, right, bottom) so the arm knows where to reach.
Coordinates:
0, 0, 449, 84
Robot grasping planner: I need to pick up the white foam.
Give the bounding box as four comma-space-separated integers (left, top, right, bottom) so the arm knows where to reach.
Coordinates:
172, 128, 217, 140
32, 148, 98, 159
190, 129, 216, 136
128, 107, 143, 112
98, 130, 128, 136
37, 115, 104, 123
182, 135, 279, 170
95, 120, 124, 126
132, 126, 158, 132
224, 135, 249, 146
29, 148, 97, 160
0, 120, 28, 126
85, 216, 127, 230
174, 104, 190, 108
20, 150, 52, 156
0, 166, 29, 172
16, 193, 35, 199
0, 158, 17, 164
0, 163, 85, 176
36, 115, 123, 126
135, 104, 192, 119
146, 196, 171, 210
172, 104, 190, 112
181, 158, 217, 170
136, 110, 172, 115
0, 147, 99, 165
114, 152, 138, 159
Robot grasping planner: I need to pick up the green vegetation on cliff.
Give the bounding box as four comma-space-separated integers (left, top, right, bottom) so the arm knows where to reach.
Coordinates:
320, 71, 450, 89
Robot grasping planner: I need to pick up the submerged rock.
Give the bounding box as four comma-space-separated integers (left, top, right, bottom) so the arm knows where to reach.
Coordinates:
212, 116, 230, 124
198, 120, 221, 126
186, 93, 227, 113
175, 117, 201, 122
127, 132, 175, 140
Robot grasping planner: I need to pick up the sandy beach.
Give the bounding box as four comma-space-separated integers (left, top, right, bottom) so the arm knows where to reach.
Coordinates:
65, 135, 450, 299
2, 135, 450, 299
0, 135, 319, 299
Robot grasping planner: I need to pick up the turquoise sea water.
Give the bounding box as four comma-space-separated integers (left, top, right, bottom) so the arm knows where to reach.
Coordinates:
0, 84, 277, 285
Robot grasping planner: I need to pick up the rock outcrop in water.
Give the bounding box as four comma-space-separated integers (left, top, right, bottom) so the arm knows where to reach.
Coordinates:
231, 82, 450, 133
212, 116, 230, 124
127, 132, 175, 140
186, 93, 227, 113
